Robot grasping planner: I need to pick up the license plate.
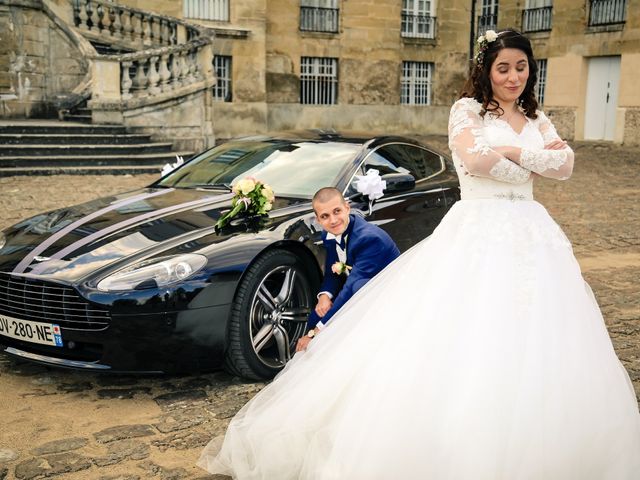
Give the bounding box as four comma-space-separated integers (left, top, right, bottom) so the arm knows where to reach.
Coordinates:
0, 314, 63, 347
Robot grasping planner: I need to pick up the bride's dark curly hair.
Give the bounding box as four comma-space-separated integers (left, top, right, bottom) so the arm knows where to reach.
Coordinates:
460, 29, 539, 119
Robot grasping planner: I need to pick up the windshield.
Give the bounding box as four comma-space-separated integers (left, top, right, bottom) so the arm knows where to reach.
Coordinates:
157, 140, 362, 199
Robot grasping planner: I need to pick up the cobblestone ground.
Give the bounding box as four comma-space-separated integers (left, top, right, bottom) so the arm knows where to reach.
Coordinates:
0, 140, 639, 479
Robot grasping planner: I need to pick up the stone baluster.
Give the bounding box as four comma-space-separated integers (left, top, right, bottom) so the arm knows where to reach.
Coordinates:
121, 10, 133, 41
180, 50, 191, 84
187, 48, 198, 83
147, 56, 161, 95
101, 4, 113, 36
95, 2, 105, 33
159, 53, 172, 93
87, 1, 98, 31
171, 52, 182, 89
196, 48, 204, 81
133, 12, 143, 44
147, 16, 156, 44
160, 19, 171, 45
169, 23, 178, 45
132, 58, 149, 96
112, 7, 123, 39
142, 15, 152, 46
121, 60, 133, 100
72, 0, 81, 28
78, 0, 89, 30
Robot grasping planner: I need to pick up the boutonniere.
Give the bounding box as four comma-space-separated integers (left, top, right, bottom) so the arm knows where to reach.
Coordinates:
215, 177, 275, 231
331, 261, 352, 276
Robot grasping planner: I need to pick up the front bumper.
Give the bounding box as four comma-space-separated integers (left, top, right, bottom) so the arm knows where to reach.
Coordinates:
0, 303, 232, 373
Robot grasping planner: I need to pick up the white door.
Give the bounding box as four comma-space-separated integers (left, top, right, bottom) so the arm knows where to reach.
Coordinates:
584, 56, 621, 140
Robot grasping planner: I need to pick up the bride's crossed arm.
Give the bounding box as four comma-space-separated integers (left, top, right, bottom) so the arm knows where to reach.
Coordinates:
448, 98, 574, 183
494, 111, 574, 180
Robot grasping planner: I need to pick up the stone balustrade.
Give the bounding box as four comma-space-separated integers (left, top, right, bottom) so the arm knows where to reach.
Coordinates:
115, 41, 210, 101
89, 35, 215, 124
79, 0, 215, 116
72, 0, 200, 49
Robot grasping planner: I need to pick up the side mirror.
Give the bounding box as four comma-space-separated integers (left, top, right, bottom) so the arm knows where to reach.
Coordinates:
382, 173, 415, 193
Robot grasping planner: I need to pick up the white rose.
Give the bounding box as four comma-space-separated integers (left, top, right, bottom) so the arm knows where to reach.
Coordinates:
485, 30, 498, 42
261, 185, 275, 202
477, 35, 485, 44
235, 178, 256, 195
263, 201, 273, 212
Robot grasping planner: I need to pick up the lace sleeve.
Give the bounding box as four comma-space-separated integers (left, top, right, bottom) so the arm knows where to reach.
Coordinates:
448, 98, 531, 185
517, 111, 574, 180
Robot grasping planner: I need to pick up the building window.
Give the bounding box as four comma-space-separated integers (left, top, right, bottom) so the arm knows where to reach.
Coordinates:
401, 0, 437, 39
213, 55, 232, 102
522, 0, 552, 32
300, 0, 339, 33
184, 0, 229, 21
588, 0, 626, 26
536, 59, 547, 105
300, 57, 338, 105
401, 61, 433, 105
477, 0, 498, 36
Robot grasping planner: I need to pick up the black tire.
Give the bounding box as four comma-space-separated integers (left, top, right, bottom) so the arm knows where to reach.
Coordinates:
224, 249, 315, 380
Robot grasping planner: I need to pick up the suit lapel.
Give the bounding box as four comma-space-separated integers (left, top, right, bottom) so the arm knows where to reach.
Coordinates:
344, 214, 357, 263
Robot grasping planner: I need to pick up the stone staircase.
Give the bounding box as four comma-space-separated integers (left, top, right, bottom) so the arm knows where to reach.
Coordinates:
0, 121, 194, 176
0, 0, 214, 176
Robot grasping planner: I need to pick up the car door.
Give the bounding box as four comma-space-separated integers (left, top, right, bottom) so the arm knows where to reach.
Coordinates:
346, 142, 450, 252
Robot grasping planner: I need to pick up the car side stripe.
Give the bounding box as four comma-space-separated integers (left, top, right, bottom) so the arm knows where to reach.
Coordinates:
47, 193, 234, 262
12, 189, 174, 274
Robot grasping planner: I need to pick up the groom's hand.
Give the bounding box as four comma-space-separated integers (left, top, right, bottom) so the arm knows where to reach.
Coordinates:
296, 336, 312, 352
315, 294, 333, 317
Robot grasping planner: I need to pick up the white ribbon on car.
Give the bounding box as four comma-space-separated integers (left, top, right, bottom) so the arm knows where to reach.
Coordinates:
161, 154, 185, 177
353, 169, 386, 215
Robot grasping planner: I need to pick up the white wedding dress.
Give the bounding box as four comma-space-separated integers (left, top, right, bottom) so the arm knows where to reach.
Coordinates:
198, 98, 640, 479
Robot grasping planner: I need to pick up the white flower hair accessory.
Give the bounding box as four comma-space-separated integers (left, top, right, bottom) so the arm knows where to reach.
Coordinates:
475, 29, 499, 67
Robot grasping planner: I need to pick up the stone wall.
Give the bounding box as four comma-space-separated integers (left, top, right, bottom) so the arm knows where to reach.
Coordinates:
123, 89, 215, 152
622, 108, 640, 146
131, 0, 471, 139
267, 103, 451, 138
0, 0, 90, 118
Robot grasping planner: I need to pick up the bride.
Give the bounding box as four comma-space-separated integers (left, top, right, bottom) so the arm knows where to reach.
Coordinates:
198, 29, 640, 479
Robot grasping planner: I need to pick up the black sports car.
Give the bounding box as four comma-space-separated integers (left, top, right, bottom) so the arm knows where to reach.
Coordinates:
0, 132, 459, 379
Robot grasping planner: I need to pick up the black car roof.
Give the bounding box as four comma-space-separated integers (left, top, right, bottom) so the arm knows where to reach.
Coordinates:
223, 130, 452, 164
232, 130, 424, 147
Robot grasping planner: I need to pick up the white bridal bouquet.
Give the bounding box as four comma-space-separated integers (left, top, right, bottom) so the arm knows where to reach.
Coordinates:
215, 177, 275, 230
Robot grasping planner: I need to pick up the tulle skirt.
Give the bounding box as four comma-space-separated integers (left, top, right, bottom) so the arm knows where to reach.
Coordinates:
198, 199, 640, 480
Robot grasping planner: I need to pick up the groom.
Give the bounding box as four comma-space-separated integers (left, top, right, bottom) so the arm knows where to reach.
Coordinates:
296, 187, 400, 352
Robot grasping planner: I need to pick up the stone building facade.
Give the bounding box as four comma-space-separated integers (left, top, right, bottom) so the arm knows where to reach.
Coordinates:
123, 0, 640, 144
3, 0, 639, 145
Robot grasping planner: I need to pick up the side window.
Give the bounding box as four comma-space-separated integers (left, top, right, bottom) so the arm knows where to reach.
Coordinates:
363, 144, 443, 181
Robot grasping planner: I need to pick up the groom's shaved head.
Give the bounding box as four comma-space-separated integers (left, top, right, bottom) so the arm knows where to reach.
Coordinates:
312, 187, 345, 208
312, 187, 350, 235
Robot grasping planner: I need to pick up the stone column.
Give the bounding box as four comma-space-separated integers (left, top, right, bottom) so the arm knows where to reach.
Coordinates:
88, 57, 123, 124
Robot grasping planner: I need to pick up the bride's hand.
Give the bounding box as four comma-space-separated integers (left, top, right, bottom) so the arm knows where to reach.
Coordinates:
545, 139, 568, 150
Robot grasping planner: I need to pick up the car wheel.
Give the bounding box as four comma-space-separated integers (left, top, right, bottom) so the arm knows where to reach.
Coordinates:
224, 249, 315, 380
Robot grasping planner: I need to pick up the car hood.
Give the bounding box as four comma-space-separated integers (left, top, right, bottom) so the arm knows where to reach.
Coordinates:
0, 187, 309, 283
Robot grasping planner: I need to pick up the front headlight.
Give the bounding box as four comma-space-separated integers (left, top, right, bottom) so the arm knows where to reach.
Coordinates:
97, 254, 207, 291
0, 232, 6, 251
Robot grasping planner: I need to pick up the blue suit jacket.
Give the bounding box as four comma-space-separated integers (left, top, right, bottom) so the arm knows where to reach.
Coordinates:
307, 214, 400, 329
